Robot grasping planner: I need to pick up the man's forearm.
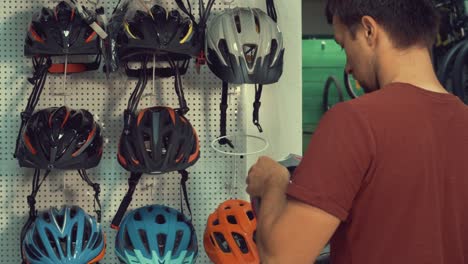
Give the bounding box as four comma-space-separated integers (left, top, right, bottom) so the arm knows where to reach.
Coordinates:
257, 183, 288, 260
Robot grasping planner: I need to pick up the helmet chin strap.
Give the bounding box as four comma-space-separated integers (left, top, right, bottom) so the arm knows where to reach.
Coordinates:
14, 57, 51, 159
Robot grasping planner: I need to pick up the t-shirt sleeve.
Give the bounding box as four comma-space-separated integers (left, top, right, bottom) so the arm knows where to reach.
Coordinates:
287, 102, 375, 221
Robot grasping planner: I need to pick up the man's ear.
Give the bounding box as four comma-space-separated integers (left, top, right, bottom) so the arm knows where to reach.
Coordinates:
361, 15, 378, 46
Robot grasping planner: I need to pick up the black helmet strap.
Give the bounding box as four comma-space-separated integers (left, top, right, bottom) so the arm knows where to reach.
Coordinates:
111, 170, 193, 229
14, 57, 51, 159
218, 82, 263, 148
126, 56, 189, 116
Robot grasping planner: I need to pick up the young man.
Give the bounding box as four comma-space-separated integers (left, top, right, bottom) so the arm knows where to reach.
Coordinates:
246, 0, 468, 263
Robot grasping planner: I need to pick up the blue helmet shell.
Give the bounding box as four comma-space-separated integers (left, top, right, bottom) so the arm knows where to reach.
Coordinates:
22, 205, 106, 264
115, 205, 198, 263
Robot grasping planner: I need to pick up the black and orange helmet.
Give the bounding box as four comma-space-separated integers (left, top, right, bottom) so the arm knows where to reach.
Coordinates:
25, 1, 103, 73
16, 106, 103, 170
117, 106, 199, 174
25, 1, 101, 56
204, 200, 259, 264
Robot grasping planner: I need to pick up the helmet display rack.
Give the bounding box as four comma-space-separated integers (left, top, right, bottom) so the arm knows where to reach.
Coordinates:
0, 1, 245, 263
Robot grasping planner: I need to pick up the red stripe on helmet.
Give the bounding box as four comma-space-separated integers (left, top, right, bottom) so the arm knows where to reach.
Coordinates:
29, 26, 45, 43
85, 31, 97, 43
60, 107, 70, 128
23, 133, 37, 155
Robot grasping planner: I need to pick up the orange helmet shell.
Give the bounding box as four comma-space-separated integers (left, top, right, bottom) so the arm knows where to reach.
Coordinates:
204, 199, 259, 264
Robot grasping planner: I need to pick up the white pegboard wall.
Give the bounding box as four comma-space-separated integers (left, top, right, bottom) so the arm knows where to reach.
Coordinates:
0, 0, 257, 263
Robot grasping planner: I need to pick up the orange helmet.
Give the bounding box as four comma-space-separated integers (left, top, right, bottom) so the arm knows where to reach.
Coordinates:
204, 199, 259, 264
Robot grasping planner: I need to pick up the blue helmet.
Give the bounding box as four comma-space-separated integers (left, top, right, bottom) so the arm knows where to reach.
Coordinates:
115, 205, 198, 263
22, 205, 106, 264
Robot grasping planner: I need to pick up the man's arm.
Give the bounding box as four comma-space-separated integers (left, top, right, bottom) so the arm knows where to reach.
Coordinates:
257, 182, 340, 264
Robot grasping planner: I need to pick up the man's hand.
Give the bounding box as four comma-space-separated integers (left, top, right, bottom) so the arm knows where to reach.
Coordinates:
246, 156, 340, 263
246, 156, 290, 198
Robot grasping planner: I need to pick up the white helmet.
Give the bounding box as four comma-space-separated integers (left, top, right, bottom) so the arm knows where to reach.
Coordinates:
206, 7, 284, 84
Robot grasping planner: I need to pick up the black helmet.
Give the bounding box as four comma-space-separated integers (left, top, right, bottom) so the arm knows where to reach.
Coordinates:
25, 1, 101, 57
117, 107, 200, 174
114, 4, 201, 63
16, 106, 103, 170
25, 1, 103, 73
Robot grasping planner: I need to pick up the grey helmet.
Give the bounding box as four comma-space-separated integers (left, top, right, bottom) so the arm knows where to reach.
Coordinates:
206, 7, 284, 84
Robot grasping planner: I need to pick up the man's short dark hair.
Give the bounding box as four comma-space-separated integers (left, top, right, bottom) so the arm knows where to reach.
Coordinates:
326, 0, 440, 48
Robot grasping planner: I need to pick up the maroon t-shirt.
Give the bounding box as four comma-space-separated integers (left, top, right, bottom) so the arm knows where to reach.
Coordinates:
287, 83, 468, 264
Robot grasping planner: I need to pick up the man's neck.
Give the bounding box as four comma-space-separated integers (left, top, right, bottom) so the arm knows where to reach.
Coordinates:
377, 45, 448, 93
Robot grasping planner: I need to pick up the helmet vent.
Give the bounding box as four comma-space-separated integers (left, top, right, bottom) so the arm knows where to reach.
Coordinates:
93, 230, 103, 250
269, 39, 279, 65
157, 233, 167, 256
213, 232, 231, 253
70, 207, 77, 218
134, 211, 143, 221
43, 212, 52, 223
139, 229, 151, 256
212, 219, 220, 226
173, 230, 183, 254
235, 15, 241, 33
254, 15, 260, 33
59, 236, 68, 258
177, 213, 185, 222
156, 214, 166, 224
55, 214, 66, 230
82, 218, 92, 251
126, 21, 144, 40
71, 223, 78, 254
247, 210, 255, 221
169, 10, 181, 24
151, 4, 167, 19
227, 215, 237, 224
124, 229, 134, 250
46, 229, 61, 258
209, 234, 216, 246
33, 229, 48, 258
232, 232, 249, 254
253, 229, 257, 243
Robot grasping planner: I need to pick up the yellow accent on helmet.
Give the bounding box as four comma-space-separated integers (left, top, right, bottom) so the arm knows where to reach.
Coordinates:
180, 20, 193, 44
124, 21, 139, 39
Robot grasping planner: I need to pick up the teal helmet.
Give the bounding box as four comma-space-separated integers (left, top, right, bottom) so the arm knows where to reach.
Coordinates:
115, 205, 198, 263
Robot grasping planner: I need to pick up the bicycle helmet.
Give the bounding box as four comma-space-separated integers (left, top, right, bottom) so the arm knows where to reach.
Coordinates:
25, 1, 103, 73
115, 204, 198, 263
25, 1, 101, 57
114, 3, 201, 62
16, 106, 103, 170
22, 205, 106, 264
117, 106, 200, 174
206, 7, 285, 84
204, 200, 259, 264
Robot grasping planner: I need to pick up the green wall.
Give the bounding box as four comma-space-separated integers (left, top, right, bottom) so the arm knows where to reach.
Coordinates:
302, 39, 356, 151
